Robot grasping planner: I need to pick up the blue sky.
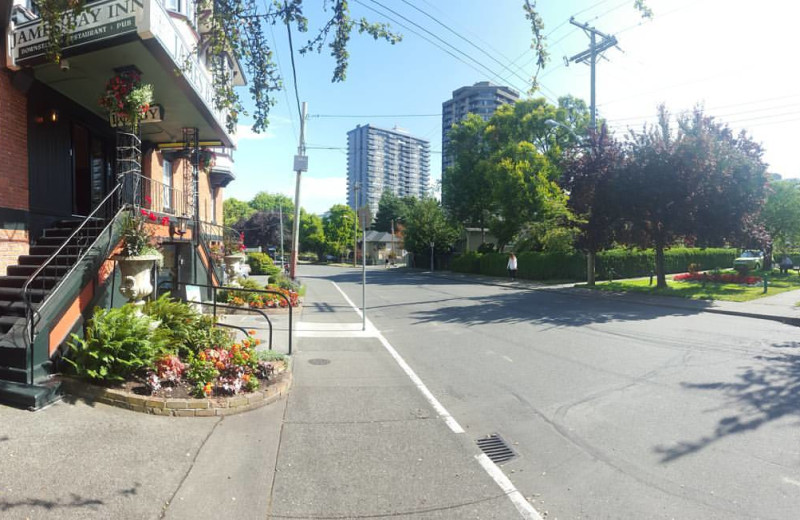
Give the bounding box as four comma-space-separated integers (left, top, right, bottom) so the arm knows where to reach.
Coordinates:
227, 0, 800, 214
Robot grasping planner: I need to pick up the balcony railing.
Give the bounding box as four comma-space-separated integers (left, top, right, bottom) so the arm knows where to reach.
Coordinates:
122, 172, 188, 217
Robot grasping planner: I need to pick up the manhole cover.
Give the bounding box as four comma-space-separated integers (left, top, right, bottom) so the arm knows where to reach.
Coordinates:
476, 433, 516, 464
308, 358, 331, 365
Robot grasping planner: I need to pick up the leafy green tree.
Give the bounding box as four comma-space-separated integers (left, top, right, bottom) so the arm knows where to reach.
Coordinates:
403, 198, 460, 267
300, 210, 327, 261
249, 192, 295, 214
442, 114, 493, 241
615, 106, 769, 288
223, 197, 256, 227
323, 204, 357, 261
373, 191, 416, 232
760, 180, 800, 257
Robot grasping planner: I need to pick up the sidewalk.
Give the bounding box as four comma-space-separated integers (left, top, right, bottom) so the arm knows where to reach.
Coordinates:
432, 270, 800, 327
0, 279, 538, 519
266, 276, 528, 519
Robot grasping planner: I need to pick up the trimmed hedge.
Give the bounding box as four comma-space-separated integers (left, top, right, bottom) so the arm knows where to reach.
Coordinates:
246, 252, 281, 276
451, 248, 737, 281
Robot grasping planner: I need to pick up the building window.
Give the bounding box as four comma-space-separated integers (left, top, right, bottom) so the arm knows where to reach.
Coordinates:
163, 159, 173, 211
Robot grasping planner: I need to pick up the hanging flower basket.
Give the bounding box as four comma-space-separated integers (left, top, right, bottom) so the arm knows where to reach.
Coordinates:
199, 149, 217, 171
98, 69, 154, 129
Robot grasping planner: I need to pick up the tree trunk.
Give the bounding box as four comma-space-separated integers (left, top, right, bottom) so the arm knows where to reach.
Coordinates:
586, 251, 596, 286
655, 243, 667, 289
764, 242, 773, 270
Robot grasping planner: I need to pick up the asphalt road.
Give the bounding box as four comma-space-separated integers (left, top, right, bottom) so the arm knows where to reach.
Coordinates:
302, 264, 800, 520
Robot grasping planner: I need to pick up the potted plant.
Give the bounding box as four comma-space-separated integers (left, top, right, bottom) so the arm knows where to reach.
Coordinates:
199, 148, 216, 171
98, 69, 154, 130
223, 231, 246, 284
113, 210, 163, 305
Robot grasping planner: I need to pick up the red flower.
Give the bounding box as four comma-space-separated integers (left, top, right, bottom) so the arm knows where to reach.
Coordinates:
144, 195, 152, 204
160, 216, 170, 226
140, 209, 149, 216
148, 211, 157, 221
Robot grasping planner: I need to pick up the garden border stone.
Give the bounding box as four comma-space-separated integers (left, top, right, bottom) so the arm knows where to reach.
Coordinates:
57, 360, 292, 417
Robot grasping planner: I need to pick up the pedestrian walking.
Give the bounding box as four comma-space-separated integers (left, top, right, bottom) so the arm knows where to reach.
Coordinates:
507, 252, 518, 281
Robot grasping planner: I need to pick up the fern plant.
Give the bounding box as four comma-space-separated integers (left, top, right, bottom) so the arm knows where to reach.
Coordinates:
64, 306, 171, 382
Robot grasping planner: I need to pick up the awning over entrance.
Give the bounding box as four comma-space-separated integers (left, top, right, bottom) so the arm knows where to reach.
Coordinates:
6, 0, 242, 147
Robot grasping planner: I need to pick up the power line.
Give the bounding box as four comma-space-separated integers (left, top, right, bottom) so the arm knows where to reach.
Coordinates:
362, 0, 522, 91
285, 15, 303, 123
267, 10, 298, 141
398, 0, 534, 90
311, 113, 441, 118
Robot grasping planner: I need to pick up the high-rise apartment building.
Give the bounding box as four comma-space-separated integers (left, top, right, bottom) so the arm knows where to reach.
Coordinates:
347, 124, 431, 219
441, 81, 519, 174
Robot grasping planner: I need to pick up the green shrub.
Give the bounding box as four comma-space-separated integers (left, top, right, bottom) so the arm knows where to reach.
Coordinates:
247, 252, 281, 276
451, 252, 483, 274
451, 247, 737, 281
64, 306, 171, 381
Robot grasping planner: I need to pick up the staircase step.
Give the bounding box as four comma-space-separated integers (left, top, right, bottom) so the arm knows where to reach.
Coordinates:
0, 379, 63, 410
8, 264, 73, 277
0, 286, 48, 302
29, 244, 87, 256
0, 276, 60, 289
18, 254, 77, 266
0, 344, 27, 370
0, 300, 37, 318
0, 315, 23, 335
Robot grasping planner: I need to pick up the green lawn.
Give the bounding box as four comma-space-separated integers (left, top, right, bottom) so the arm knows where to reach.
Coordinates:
578, 271, 800, 302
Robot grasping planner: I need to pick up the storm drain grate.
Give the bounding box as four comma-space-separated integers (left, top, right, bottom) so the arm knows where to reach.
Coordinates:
476, 433, 516, 464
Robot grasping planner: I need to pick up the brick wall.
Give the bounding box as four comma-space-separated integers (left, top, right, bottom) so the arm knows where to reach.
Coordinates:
0, 71, 28, 212
0, 228, 28, 276
0, 70, 30, 274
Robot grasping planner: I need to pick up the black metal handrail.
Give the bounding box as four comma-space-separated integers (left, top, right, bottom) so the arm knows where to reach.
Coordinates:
22, 183, 125, 384
158, 280, 293, 355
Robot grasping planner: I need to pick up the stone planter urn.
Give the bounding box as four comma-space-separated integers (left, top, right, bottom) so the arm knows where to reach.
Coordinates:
223, 254, 246, 284
113, 254, 160, 305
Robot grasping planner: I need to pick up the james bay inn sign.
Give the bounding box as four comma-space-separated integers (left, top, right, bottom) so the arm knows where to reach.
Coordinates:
10, 0, 144, 64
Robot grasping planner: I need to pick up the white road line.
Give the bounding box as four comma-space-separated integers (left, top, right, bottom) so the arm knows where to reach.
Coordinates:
330, 281, 542, 520
476, 454, 544, 520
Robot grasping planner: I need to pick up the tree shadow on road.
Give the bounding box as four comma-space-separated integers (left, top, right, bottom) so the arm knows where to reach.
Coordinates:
654, 342, 800, 463
325, 270, 709, 327
410, 288, 707, 328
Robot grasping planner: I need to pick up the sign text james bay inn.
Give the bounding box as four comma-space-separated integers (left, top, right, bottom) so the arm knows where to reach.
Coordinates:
11, 0, 143, 64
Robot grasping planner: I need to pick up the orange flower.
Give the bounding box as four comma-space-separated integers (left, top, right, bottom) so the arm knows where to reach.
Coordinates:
203, 382, 213, 396
247, 329, 256, 335
242, 353, 249, 360
215, 361, 225, 370
199, 351, 206, 361
242, 374, 250, 382
242, 339, 250, 348
254, 339, 261, 346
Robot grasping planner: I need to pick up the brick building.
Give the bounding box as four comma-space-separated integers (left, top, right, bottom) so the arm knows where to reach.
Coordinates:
0, 0, 241, 407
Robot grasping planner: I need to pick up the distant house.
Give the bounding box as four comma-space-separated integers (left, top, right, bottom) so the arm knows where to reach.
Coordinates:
456, 228, 500, 253
361, 231, 404, 265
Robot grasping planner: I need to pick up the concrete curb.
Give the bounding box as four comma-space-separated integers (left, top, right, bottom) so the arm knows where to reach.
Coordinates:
58, 362, 292, 417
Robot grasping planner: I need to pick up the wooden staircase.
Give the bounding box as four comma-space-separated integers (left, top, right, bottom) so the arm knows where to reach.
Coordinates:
0, 219, 110, 405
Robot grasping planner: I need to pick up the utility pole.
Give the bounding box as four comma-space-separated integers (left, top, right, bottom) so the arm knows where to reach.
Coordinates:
567, 17, 617, 286
567, 17, 618, 130
361, 198, 366, 331
279, 204, 284, 272
353, 182, 360, 268
290, 102, 308, 280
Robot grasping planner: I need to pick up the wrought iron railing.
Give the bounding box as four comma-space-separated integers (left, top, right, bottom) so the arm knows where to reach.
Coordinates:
121, 171, 187, 217
22, 183, 125, 383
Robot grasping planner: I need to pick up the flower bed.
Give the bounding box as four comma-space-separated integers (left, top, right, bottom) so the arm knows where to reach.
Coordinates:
64, 295, 287, 401
217, 276, 301, 311
673, 271, 762, 285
